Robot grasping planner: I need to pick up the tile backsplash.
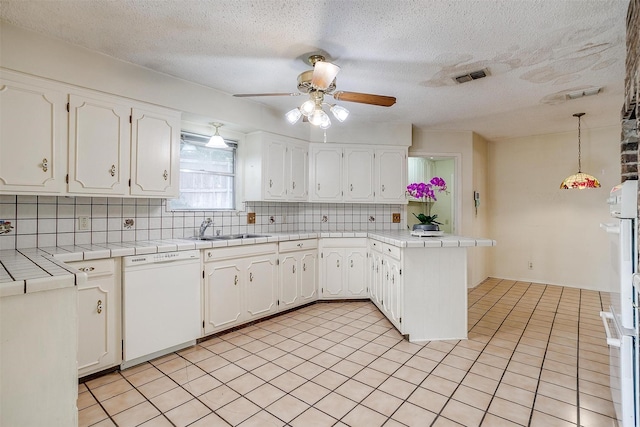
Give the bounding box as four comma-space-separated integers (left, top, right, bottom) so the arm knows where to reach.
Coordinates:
0, 195, 405, 249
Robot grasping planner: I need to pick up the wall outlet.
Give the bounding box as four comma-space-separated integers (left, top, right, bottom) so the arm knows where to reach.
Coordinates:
392, 213, 401, 223
528, 262, 533, 270
78, 216, 90, 231
247, 212, 256, 224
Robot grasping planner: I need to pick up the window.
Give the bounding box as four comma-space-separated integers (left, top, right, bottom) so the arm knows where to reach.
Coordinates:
169, 131, 237, 210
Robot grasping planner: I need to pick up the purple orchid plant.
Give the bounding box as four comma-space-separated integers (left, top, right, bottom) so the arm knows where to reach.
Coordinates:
407, 177, 447, 224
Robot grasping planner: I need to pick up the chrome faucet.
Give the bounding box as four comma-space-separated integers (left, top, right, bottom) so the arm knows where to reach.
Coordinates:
199, 218, 213, 238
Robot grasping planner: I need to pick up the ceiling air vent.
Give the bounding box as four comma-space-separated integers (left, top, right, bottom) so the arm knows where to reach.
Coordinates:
453, 68, 489, 84
565, 87, 602, 100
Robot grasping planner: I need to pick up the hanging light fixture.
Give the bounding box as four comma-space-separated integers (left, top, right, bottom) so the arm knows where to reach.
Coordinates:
206, 123, 227, 148
560, 113, 601, 190
285, 90, 349, 130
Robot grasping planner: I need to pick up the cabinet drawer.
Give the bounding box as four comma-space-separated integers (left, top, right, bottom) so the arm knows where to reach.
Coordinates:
382, 243, 401, 260
68, 258, 115, 279
204, 243, 278, 262
370, 240, 383, 253
279, 239, 318, 253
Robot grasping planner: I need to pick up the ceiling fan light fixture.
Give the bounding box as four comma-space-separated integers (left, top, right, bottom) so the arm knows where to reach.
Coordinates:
285, 108, 302, 124
560, 113, 600, 190
300, 99, 316, 117
207, 122, 227, 148
330, 104, 349, 122
309, 108, 329, 127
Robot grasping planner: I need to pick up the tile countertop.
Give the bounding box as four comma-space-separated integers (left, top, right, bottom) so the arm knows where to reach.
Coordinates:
0, 231, 495, 298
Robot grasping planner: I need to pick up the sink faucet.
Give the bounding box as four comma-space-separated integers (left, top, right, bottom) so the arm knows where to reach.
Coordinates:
199, 218, 213, 238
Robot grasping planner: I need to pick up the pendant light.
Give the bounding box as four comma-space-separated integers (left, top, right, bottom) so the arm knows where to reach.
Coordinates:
560, 113, 601, 190
206, 122, 227, 148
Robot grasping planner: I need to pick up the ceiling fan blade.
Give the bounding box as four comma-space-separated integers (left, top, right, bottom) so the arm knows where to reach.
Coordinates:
233, 92, 303, 97
312, 61, 340, 91
332, 91, 396, 107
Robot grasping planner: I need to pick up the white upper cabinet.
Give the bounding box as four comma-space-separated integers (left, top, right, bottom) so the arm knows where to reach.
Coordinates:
244, 132, 308, 202
0, 70, 181, 198
309, 144, 407, 204
344, 148, 375, 202
67, 91, 131, 195
130, 106, 180, 198
0, 70, 67, 194
309, 145, 343, 201
376, 149, 407, 203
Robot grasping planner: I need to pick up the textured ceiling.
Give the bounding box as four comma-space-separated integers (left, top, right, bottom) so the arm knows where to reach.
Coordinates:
0, 0, 629, 140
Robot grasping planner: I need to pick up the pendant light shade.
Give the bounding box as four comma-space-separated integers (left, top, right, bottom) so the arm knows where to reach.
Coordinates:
207, 122, 227, 148
560, 113, 601, 190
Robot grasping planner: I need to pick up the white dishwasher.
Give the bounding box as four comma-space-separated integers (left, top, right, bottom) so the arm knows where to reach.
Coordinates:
121, 250, 201, 369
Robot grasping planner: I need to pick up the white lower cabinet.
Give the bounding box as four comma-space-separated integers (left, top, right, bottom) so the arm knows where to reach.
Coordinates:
319, 238, 368, 299
279, 239, 318, 310
370, 241, 403, 331
203, 244, 278, 335
68, 258, 121, 377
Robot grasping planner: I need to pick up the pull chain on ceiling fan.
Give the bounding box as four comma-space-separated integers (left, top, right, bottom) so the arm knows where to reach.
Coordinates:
234, 55, 396, 129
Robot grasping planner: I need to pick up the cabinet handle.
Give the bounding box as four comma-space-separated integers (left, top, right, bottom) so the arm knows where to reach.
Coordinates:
249, 272, 253, 282
382, 184, 385, 192
208, 252, 213, 258
350, 259, 354, 268
79, 266, 95, 272
41, 158, 48, 172
386, 272, 389, 280
96, 299, 103, 314
234, 275, 238, 286
350, 184, 353, 191
269, 179, 273, 188
297, 243, 302, 247
392, 275, 395, 284
292, 265, 296, 274
163, 170, 168, 180
292, 181, 296, 190
110, 165, 116, 177
317, 183, 320, 191
303, 263, 306, 272
337, 260, 340, 268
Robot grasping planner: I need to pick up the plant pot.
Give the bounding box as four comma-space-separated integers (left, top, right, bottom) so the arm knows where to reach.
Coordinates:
412, 223, 439, 231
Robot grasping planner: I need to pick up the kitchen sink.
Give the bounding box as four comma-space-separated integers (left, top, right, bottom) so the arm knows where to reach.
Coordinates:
217, 233, 271, 240
190, 234, 270, 241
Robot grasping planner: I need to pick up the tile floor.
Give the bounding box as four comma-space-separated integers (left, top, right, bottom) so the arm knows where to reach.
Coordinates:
78, 278, 618, 426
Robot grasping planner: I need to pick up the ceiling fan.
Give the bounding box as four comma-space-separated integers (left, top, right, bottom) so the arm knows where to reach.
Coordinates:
233, 55, 396, 129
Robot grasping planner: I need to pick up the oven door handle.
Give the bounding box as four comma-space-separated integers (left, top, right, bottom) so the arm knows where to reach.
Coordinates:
600, 311, 621, 348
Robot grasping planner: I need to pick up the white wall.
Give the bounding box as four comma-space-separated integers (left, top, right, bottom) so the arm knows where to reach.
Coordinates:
410, 129, 491, 287
471, 133, 490, 287
487, 125, 620, 290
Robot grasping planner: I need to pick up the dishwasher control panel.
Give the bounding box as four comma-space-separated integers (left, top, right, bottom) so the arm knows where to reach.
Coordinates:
123, 250, 200, 267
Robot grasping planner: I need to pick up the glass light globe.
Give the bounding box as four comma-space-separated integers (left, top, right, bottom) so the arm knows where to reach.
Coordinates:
300, 99, 315, 117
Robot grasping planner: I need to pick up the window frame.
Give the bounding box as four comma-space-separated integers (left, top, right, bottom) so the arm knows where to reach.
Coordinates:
168, 131, 238, 212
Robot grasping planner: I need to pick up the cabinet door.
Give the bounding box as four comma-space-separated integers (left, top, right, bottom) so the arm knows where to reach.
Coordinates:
344, 148, 374, 202
204, 262, 243, 334
310, 147, 342, 201
68, 92, 130, 195
376, 149, 407, 203
130, 106, 180, 197
0, 71, 67, 194
77, 277, 118, 376
264, 139, 288, 200
346, 248, 368, 297
299, 252, 317, 303
289, 144, 308, 200
245, 255, 278, 320
369, 252, 380, 305
321, 249, 344, 297
388, 259, 403, 328
279, 254, 299, 310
